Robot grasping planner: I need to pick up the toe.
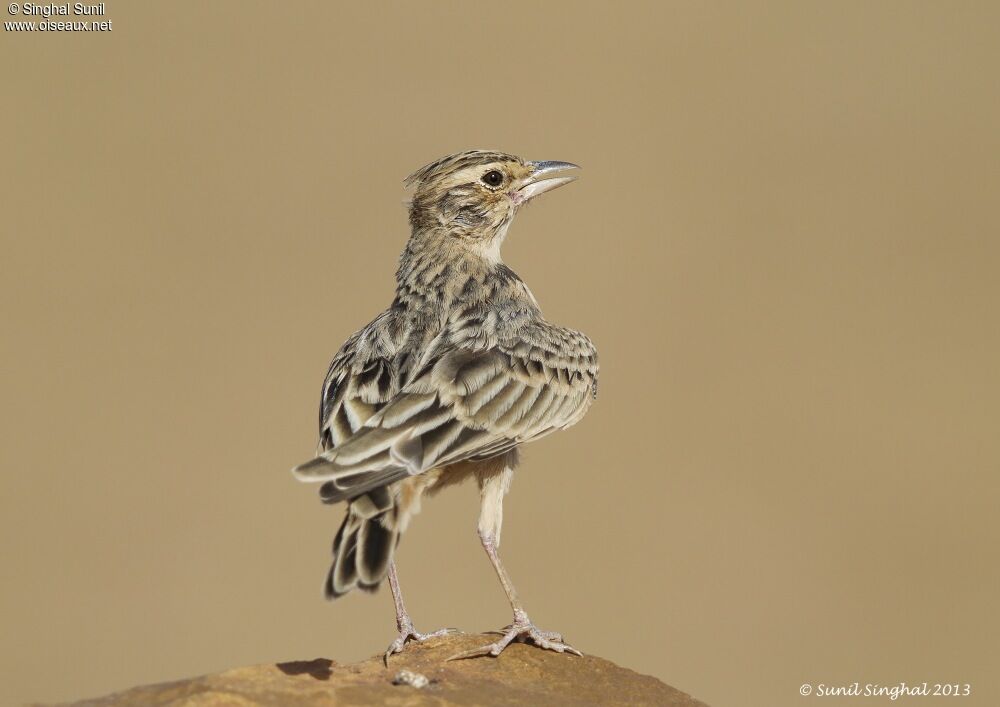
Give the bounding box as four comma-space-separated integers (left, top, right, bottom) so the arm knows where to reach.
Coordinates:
383, 634, 410, 665
524, 627, 581, 657
446, 645, 494, 661
532, 635, 562, 652
419, 627, 460, 641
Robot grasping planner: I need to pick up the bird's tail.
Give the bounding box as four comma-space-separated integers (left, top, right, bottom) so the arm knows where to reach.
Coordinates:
325, 485, 398, 599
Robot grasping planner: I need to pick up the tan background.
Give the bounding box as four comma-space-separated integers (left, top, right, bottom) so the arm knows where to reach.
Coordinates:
2, 2, 998, 706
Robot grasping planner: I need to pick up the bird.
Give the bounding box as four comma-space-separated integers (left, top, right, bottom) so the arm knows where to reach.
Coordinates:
291, 150, 599, 662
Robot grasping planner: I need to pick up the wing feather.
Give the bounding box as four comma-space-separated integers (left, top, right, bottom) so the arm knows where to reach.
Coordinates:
294, 317, 598, 501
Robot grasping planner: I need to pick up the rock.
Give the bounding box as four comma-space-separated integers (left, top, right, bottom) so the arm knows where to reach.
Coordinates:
54, 633, 708, 706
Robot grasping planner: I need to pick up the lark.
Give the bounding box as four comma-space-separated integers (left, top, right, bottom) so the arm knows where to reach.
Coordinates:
292, 150, 599, 661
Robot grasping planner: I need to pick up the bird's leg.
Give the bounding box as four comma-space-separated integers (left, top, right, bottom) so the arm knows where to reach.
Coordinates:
448, 465, 581, 660
383, 560, 456, 664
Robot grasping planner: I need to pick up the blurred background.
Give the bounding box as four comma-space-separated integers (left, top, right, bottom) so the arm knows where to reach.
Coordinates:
2, 2, 998, 706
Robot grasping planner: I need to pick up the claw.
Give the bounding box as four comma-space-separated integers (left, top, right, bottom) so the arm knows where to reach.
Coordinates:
384, 627, 460, 665
447, 645, 500, 661
486, 629, 563, 644
447, 619, 581, 661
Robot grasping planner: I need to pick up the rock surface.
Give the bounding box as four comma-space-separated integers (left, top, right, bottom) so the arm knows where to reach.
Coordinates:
55, 633, 708, 706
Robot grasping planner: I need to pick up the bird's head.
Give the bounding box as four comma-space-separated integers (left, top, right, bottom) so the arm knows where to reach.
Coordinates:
404, 150, 579, 260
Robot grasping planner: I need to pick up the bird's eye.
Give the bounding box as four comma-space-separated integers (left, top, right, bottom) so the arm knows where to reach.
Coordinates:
481, 170, 504, 188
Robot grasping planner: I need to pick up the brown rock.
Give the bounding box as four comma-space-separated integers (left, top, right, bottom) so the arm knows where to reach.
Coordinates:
54, 633, 709, 706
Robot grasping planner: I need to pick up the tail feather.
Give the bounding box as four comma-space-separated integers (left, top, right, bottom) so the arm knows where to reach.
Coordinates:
357, 518, 394, 585
325, 491, 398, 599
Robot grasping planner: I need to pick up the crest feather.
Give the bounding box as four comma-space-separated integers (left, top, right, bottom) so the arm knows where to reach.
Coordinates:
404, 150, 519, 188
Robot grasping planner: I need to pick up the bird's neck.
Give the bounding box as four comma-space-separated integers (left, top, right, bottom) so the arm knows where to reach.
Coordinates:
393, 229, 537, 315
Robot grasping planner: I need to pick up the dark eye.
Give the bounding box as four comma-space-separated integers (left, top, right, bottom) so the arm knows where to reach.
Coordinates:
481, 170, 504, 187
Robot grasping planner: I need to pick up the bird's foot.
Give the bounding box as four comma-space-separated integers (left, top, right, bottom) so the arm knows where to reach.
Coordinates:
447, 613, 582, 660
384, 619, 459, 665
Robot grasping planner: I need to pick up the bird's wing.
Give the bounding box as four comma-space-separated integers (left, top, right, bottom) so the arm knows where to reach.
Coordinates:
310, 310, 420, 501
293, 320, 598, 499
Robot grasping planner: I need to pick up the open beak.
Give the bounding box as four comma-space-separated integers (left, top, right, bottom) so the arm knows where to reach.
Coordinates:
514, 160, 580, 205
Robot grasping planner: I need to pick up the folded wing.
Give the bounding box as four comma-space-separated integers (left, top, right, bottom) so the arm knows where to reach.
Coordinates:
293, 325, 598, 501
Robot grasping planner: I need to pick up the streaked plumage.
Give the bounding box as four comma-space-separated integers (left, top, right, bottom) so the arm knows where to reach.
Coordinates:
292, 150, 597, 660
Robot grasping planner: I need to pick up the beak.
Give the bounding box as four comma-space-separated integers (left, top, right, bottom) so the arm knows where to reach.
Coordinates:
514, 161, 580, 205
